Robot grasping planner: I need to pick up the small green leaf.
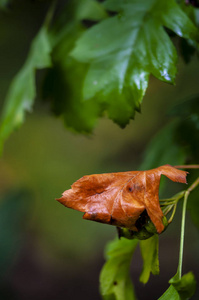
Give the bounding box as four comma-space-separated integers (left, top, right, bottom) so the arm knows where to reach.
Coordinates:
71, 0, 199, 127
158, 272, 196, 300
139, 234, 159, 284
100, 237, 138, 300
169, 272, 197, 300
0, 26, 52, 152
158, 285, 180, 300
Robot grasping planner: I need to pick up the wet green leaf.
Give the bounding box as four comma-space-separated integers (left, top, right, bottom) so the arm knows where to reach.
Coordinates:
100, 237, 138, 300
139, 235, 159, 284
71, 0, 199, 127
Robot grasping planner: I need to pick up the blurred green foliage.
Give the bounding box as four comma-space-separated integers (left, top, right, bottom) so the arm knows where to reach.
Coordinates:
0, 189, 32, 277
0, 0, 199, 299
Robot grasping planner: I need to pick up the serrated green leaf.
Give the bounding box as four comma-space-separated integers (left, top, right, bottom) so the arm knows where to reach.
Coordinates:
0, 26, 52, 152
71, 0, 199, 127
100, 237, 138, 300
158, 0, 199, 40
158, 272, 196, 300
139, 234, 159, 284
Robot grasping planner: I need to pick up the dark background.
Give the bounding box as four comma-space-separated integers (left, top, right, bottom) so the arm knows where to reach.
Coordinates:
0, 1, 199, 299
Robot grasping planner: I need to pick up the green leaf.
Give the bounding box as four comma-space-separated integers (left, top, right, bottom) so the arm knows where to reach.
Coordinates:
158, 285, 180, 300
71, 0, 199, 127
0, 25, 52, 152
139, 234, 159, 284
44, 10, 102, 133
158, 272, 196, 300
100, 237, 138, 300
44, 0, 109, 133
170, 272, 197, 300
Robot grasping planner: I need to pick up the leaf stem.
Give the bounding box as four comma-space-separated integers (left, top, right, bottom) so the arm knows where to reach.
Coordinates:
174, 165, 199, 169
44, 0, 57, 28
176, 177, 199, 280
168, 204, 177, 224
177, 191, 188, 280
187, 177, 199, 192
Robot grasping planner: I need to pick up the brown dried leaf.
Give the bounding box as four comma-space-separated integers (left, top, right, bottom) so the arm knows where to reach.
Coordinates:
57, 165, 187, 233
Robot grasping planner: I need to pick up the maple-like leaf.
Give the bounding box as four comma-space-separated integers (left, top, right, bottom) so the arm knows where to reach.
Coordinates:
71, 0, 199, 126
57, 165, 187, 233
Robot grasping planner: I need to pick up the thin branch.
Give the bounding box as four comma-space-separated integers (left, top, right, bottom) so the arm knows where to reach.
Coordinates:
187, 177, 199, 193
176, 191, 188, 280
174, 165, 199, 169
176, 176, 199, 279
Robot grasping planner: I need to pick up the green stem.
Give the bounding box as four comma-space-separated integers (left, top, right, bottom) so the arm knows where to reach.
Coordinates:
176, 177, 199, 279
168, 204, 177, 224
162, 204, 174, 216
44, 0, 57, 28
187, 177, 199, 193
177, 191, 188, 279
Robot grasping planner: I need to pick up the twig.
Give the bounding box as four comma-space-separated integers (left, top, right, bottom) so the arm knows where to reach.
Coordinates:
174, 165, 199, 169
176, 176, 199, 279
187, 177, 199, 193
